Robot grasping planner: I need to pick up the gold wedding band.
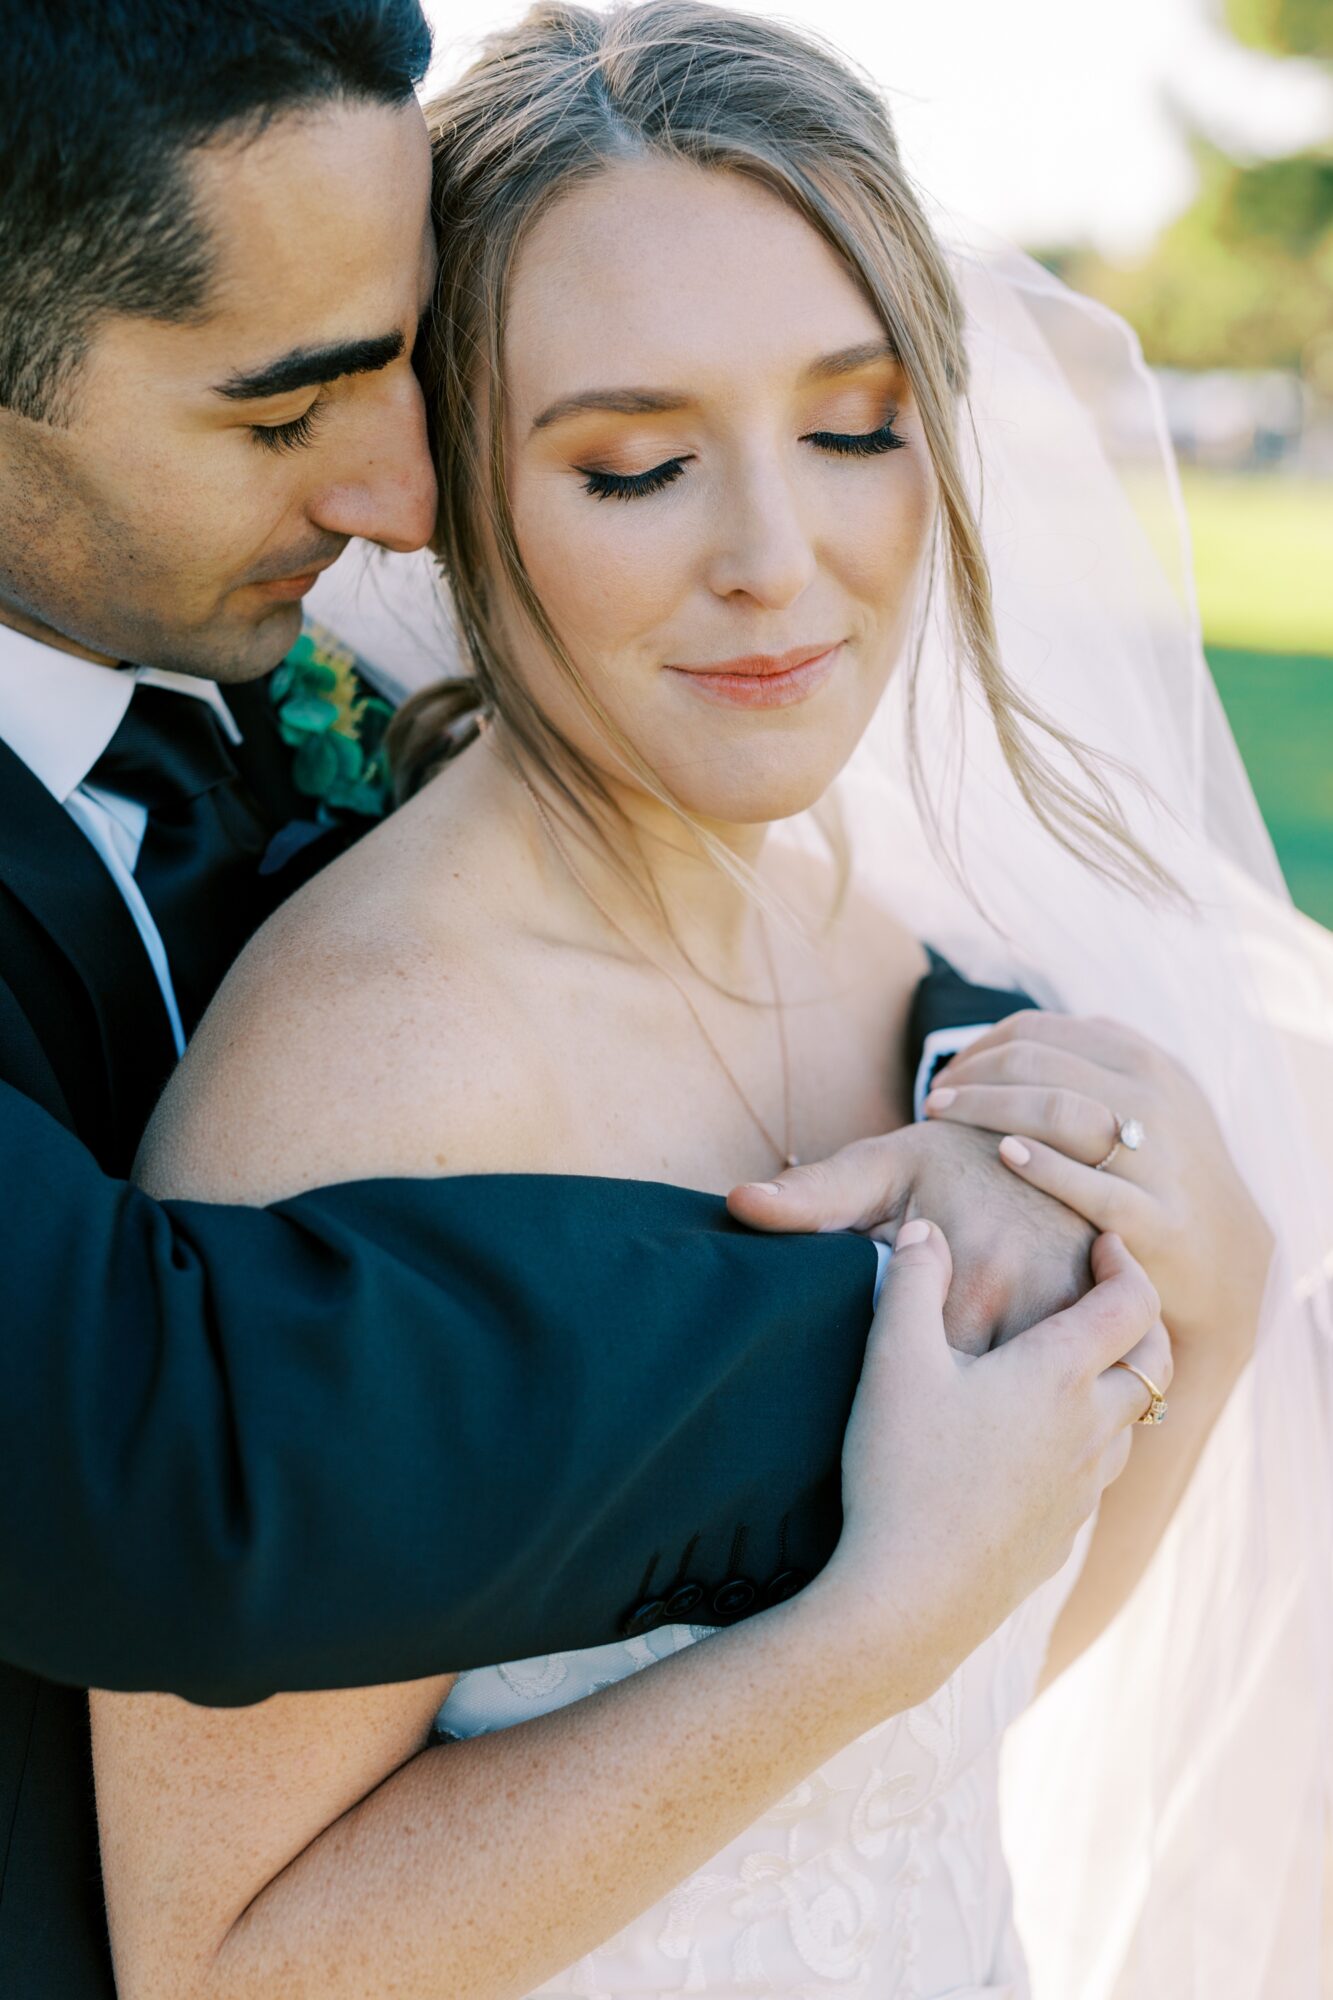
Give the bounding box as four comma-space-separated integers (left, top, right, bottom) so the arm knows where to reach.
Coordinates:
1113, 1360, 1168, 1425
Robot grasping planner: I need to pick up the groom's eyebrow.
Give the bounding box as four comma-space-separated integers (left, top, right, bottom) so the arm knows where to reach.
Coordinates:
212, 333, 406, 402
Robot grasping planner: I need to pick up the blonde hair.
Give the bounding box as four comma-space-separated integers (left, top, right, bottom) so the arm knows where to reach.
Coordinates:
395, 0, 1169, 899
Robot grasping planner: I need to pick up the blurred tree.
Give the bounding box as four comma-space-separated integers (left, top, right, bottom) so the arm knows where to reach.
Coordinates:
1223, 0, 1330, 58
1064, 0, 1332, 376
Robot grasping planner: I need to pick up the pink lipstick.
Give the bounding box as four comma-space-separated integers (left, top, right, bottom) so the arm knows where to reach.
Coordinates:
665, 641, 843, 710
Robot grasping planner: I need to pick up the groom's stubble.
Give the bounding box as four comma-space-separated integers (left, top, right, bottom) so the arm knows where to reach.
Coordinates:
0, 96, 439, 687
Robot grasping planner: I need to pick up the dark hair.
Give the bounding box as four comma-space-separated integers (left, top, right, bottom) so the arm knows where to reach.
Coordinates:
0, 1, 433, 422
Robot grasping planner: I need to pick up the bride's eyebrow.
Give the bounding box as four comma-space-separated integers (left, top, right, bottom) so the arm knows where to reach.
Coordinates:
809, 338, 898, 378
529, 338, 899, 435
530, 386, 691, 433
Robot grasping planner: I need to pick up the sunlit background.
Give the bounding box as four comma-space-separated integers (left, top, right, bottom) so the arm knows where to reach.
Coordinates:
421, 0, 1333, 923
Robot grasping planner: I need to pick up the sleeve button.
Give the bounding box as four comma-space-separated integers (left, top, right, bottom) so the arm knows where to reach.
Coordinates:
711, 1577, 757, 1619
664, 1582, 705, 1620
763, 1568, 810, 1606
620, 1598, 666, 1638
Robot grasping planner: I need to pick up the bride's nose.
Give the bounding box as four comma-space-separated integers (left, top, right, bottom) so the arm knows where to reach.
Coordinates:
703, 458, 818, 609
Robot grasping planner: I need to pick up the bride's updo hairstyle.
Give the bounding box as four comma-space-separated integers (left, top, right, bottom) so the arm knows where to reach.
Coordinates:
396, 0, 1164, 895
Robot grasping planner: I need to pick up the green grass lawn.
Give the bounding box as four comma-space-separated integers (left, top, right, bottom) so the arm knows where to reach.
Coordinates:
1183, 472, 1333, 658
1206, 645, 1333, 927
1181, 471, 1333, 929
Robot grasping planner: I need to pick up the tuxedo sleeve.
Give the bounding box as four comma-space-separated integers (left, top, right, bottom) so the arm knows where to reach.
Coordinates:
0, 961, 1033, 1704
0, 1083, 875, 1700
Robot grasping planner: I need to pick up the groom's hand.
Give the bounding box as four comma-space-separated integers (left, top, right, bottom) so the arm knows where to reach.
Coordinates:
729, 1122, 1095, 1356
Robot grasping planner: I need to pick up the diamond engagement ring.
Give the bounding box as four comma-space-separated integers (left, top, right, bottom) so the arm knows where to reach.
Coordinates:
1113, 1359, 1168, 1425
1093, 1114, 1144, 1173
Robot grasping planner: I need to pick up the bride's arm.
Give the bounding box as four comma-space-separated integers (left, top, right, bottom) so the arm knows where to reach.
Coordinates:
92, 1222, 1161, 2000
104, 896, 1161, 2000
917, 1010, 1271, 1685
90, 1585, 906, 2000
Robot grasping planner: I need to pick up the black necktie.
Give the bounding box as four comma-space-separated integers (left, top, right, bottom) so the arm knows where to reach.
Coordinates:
89, 683, 274, 1037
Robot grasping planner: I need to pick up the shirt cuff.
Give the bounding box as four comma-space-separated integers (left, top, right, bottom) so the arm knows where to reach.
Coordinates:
911, 1021, 992, 1123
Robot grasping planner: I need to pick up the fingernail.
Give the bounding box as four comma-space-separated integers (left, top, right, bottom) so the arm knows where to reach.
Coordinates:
741, 1180, 784, 1197
925, 1087, 956, 1111
999, 1137, 1031, 1166
896, 1218, 932, 1248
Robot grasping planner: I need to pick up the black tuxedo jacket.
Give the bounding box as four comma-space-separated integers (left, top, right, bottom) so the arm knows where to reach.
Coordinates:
0, 672, 1030, 1996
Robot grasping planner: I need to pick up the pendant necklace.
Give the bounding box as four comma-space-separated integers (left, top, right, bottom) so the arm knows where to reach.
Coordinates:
517, 770, 799, 1171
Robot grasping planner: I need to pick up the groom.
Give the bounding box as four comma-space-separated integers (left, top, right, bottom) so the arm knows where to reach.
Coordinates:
0, 4, 1097, 1995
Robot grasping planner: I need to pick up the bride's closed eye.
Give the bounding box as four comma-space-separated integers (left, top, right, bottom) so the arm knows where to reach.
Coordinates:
577, 417, 907, 502
580, 456, 696, 501
803, 416, 907, 458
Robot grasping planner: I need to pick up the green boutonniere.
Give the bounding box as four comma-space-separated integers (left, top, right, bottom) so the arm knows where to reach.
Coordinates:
270, 621, 395, 818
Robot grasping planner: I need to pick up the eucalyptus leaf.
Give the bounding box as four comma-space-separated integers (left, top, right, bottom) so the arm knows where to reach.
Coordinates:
293, 733, 340, 796
297, 661, 339, 693
331, 778, 391, 817
269, 661, 296, 700
357, 697, 393, 755
328, 731, 364, 781
280, 693, 339, 733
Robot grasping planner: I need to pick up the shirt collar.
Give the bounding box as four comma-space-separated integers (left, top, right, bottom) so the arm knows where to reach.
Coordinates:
0, 622, 243, 806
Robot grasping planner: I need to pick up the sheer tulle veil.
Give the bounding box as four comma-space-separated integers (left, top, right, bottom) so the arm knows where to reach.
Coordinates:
308, 244, 1333, 1997
851, 239, 1333, 2000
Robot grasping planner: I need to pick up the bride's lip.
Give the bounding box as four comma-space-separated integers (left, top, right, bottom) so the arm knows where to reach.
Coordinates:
664, 642, 844, 710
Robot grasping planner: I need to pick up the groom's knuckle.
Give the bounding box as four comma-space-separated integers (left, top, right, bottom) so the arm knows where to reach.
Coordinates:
797, 1158, 837, 1198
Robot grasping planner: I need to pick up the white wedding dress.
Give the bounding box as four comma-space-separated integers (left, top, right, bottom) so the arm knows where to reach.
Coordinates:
434, 1518, 1094, 1999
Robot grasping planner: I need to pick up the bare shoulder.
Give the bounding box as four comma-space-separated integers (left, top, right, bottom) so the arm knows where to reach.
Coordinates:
136, 806, 550, 1207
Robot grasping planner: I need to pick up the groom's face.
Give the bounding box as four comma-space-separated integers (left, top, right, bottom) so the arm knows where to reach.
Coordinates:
0, 97, 438, 682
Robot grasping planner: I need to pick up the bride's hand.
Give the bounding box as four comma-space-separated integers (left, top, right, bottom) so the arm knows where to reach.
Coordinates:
812, 1220, 1169, 1707
922, 1011, 1273, 1370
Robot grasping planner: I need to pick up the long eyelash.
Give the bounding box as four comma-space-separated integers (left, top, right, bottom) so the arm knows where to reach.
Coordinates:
803, 419, 907, 458
250, 402, 327, 455
579, 458, 688, 501
576, 421, 904, 499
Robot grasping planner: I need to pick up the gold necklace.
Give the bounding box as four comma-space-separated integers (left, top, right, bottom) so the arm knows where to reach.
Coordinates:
517, 770, 799, 1170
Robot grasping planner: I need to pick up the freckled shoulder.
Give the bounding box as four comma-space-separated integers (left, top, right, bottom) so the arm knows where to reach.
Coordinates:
135, 816, 554, 1208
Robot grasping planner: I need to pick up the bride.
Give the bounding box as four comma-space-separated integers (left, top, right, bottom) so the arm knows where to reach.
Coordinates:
91, 4, 1330, 1996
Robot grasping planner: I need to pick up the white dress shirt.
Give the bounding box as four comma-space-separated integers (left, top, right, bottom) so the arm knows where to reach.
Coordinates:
0, 623, 242, 1057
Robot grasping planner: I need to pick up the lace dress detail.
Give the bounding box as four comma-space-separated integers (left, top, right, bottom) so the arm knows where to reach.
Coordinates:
435, 1521, 1093, 1998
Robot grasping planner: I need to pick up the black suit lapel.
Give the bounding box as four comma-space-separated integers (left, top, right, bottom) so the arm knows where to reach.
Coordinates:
0, 740, 177, 1162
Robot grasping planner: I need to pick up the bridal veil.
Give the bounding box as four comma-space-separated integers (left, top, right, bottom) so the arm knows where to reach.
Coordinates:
309, 244, 1333, 1998
839, 240, 1333, 2000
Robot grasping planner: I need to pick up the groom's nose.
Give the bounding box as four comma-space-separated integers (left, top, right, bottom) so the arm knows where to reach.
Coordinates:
307, 366, 438, 554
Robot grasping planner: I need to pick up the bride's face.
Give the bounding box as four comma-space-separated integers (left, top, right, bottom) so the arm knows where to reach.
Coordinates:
496, 156, 937, 826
